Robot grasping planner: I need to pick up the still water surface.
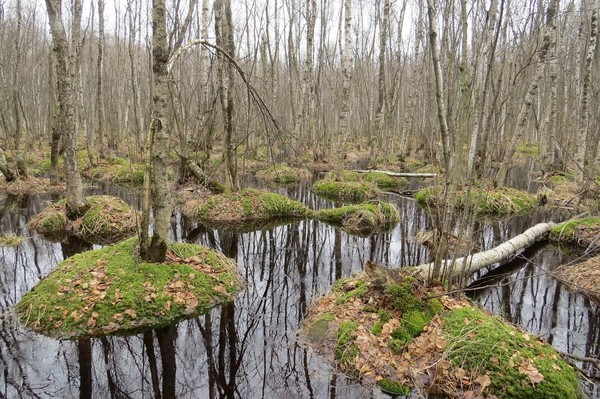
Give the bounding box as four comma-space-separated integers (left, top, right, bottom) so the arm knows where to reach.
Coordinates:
0, 179, 598, 398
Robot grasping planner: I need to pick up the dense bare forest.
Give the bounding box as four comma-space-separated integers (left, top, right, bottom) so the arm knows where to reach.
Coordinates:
0, 0, 598, 183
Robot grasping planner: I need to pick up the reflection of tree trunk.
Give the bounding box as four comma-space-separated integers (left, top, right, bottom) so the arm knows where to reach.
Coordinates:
156, 325, 177, 398
198, 315, 217, 399
333, 228, 342, 281
217, 303, 237, 398
61, 236, 93, 258
78, 338, 93, 399
143, 331, 162, 399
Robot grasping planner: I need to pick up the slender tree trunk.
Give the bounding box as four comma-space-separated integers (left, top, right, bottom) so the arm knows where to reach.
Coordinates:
140, 0, 171, 262
497, 0, 559, 184
426, 0, 452, 174
48, 49, 61, 185
96, 0, 106, 160
580, 5, 599, 176
45, 0, 86, 217
371, 0, 389, 158
337, 0, 353, 161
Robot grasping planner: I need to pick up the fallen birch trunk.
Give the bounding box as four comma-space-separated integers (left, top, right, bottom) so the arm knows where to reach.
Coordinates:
353, 169, 437, 178
413, 221, 556, 279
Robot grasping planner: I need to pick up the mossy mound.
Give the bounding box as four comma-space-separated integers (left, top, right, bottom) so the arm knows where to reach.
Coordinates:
314, 201, 400, 235
0, 234, 25, 247
83, 157, 145, 186
442, 307, 580, 399
324, 170, 408, 190
28, 195, 137, 245
0, 176, 65, 195
312, 180, 381, 203
416, 186, 538, 217
181, 188, 311, 225
15, 237, 241, 339
550, 217, 600, 250
302, 272, 580, 398
255, 164, 311, 184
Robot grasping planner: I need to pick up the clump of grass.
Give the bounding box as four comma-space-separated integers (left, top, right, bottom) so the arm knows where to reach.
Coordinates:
334, 321, 359, 367
15, 237, 241, 339
312, 179, 381, 203
256, 163, 311, 184
113, 166, 145, 185
362, 171, 409, 189
28, 195, 138, 245
182, 188, 311, 224
516, 142, 540, 156
378, 378, 410, 396
335, 280, 368, 304
315, 201, 400, 235
416, 186, 538, 217
0, 234, 25, 247
442, 307, 581, 399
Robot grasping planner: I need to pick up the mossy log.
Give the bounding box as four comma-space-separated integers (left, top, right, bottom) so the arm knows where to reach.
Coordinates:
413, 222, 556, 279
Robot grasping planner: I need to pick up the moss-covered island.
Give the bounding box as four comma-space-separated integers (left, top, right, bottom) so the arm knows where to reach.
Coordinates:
15, 237, 241, 339
181, 188, 311, 225
302, 271, 581, 398
550, 217, 600, 249
28, 195, 137, 245
314, 201, 400, 235
312, 170, 408, 203
255, 163, 311, 184
415, 186, 539, 217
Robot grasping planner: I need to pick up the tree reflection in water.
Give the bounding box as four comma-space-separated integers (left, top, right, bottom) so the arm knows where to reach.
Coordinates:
0, 188, 599, 398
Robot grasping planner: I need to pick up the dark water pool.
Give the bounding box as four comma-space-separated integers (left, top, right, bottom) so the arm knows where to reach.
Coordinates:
0, 180, 598, 398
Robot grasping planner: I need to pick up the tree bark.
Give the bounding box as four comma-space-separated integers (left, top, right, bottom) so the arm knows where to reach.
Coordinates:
45, 0, 86, 217
96, 0, 106, 160
413, 222, 556, 279
337, 0, 353, 161
140, 0, 171, 262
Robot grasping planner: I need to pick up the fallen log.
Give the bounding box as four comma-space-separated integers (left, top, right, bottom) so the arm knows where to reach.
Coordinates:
413, 221, 556, 279
353, 169, 437, 178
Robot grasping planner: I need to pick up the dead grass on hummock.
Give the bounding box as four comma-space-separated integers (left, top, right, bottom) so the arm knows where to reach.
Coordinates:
0, 176, 65, 195
553, 256, 600, 303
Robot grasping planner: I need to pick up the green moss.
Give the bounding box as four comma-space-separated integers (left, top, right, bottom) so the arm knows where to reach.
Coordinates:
517, 142, 540, 156
113, 166, 145, 185
442, 307, 581, 399
0, 235, 25, 247
15, 237, 241, 339
182, 189, 311, 224
416, 186, 538, 217
312, 179, 381, 203
256, 164, 310, 184
378, 378, 410, 396
371, 309, 392, 335
315, 201, 400, 236
335, 280, 368, 304
334, 321, 359, 366
386, 280, 422, 312
362, 171, 409, 189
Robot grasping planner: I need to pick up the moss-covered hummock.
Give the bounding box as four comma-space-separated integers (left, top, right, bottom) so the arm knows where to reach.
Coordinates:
315, 201, 400, 235
312, 179, 380, 203
255, 163, 311, 184
15, 237, 241, 339
415, 186, 538, 217
442, 307, 580, 399
181, 188, 311, 225
0, 234, 25, 247
550, 217, 600, 249
28, 195, 137, 244
302, 272, 581, 398
83, 157, 145, 187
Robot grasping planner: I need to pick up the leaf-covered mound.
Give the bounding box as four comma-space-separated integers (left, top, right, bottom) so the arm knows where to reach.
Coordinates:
553, 256, 600, 303
0, 176, 65, 195
181, 188, 311, 224
415, 186, 539, 217
255, 163, 311, 184
15, 237, 241, 339
302, 270, 581, 398
314, 201, 400, 235
82, 156, 145, 186
28, 195, 137, 245
550, 217, 600, 250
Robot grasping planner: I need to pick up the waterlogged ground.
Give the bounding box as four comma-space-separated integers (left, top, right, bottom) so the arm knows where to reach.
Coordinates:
0, 178, 599, 398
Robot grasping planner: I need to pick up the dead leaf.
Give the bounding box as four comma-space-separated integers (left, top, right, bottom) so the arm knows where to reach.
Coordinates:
475, 374, 491, 392
519, 360, 544, 385
124, 309, 137, 319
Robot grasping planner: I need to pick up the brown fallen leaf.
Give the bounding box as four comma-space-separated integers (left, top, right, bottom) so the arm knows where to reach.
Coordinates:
475, 374, 491, 392
124, 309, 137, 318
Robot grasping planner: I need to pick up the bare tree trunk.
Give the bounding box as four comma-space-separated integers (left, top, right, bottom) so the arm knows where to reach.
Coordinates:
0, 147, 16, 182
426, 0, 452, 174
45, 0, 86, 217
337, 0, 353, 160
497, 0, 559, 184
542, 0, 559, 166
414, 222, 556, 278
371, 0, 389, 159
214, 0, 238, 190
580, 5, 599, 176
140, 0, 171, 262
96, 0, 106, 160
12, 0, 27, 178
48, 48, 61, 185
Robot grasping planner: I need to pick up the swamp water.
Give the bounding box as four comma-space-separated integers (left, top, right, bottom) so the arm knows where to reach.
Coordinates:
0, 179, 599, 398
